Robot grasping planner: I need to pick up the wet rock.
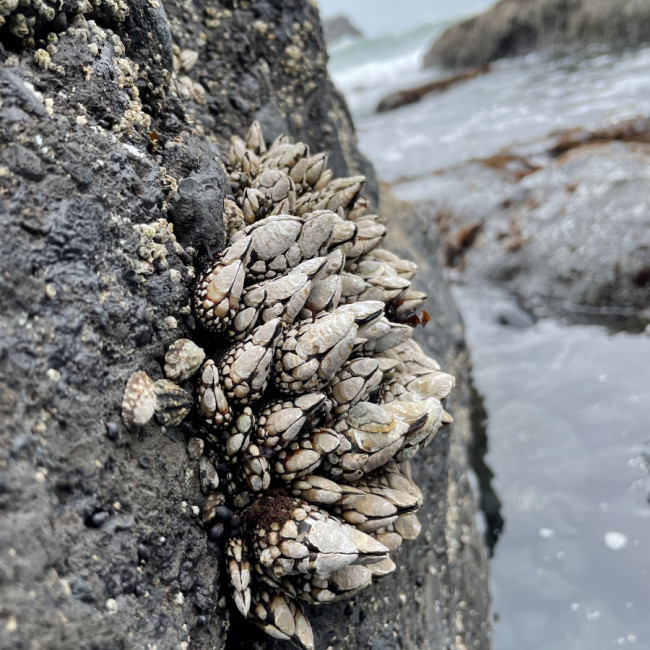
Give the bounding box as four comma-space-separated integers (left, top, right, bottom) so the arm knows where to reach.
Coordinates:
425, 0, 650, 69
425, 119, 650, 321
376, 65, 491, 113
167, 152, 229, 265
495, 303, 536, 329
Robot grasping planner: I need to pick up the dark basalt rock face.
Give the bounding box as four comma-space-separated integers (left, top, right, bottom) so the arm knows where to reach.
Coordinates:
425, 0, 650, 70
0, 2, 489, 649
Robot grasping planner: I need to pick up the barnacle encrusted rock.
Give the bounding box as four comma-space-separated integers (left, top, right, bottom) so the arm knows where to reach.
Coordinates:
122, 122, 456, 649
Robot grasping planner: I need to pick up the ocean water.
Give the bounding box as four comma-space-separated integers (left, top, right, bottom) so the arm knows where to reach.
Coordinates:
320, 3, 650, 649
324, 8, 650, 193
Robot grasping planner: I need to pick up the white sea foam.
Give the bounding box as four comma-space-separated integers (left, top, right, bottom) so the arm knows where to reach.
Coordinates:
604, 531, 629, 551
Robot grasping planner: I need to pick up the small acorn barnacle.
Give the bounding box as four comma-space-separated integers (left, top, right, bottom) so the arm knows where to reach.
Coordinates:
122, 122, 455, 648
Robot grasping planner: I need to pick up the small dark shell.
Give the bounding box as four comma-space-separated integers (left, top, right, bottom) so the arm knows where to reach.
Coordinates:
154, 379, 194, 426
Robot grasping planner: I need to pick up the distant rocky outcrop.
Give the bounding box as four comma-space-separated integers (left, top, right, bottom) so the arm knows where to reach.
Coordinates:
376, 65, 490, 113
425, 0, 650, 69
323, 14, 363, 43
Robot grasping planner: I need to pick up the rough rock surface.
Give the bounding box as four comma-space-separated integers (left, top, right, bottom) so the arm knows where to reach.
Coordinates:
0, 2, 489, 649
425, 0, 650, 69
416, 119, 650, 322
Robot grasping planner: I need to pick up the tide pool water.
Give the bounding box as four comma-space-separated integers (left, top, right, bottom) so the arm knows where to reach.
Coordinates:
454, 286, 650, 650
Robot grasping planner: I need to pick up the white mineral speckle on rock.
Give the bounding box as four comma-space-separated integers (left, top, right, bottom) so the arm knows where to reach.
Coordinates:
173, 592, 184, 606
179, 49, 198, 71
122, 143, 145, 159
5, 615, 17, 632
105, 598, 118, 613
538, 527, 555, 538
46, 368, 60, 382
285, 45, 301, 59
33, 49, 51, 70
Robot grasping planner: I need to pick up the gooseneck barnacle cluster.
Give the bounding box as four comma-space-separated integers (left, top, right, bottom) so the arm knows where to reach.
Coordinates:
122, 122, 455, 649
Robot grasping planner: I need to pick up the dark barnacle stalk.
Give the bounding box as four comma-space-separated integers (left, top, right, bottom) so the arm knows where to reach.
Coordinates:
121, 122, 455, 649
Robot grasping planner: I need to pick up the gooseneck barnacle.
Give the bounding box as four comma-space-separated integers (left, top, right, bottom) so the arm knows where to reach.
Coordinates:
122, 122, 455, 649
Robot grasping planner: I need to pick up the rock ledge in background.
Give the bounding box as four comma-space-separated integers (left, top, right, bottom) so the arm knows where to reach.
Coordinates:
411, 118, 650, 325
322, 15, 363, 44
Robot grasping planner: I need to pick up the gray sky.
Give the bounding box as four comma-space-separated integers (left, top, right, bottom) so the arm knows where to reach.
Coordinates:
317, 0, 492, 37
